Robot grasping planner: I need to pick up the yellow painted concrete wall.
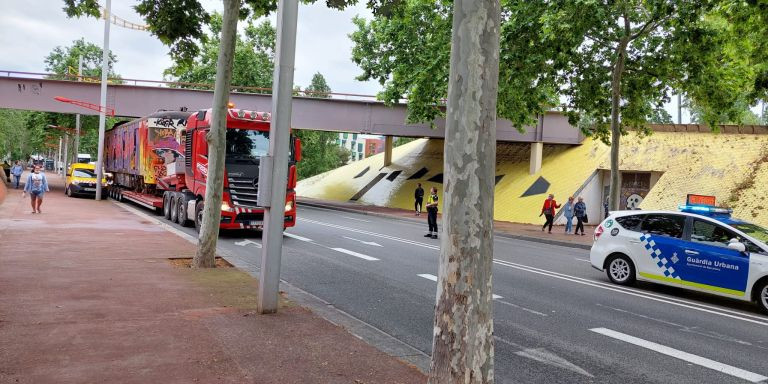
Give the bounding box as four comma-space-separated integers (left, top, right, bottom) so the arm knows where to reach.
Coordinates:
298, 132, 768, 227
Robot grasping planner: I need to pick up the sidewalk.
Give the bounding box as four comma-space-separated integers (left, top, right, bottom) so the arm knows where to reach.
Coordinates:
298, 197, 596, 250
0, 176, 425, 383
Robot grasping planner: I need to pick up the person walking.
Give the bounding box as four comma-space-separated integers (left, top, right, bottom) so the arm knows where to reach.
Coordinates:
574, 196, 587, 236
414, 183, 424, 216
10, 160, 24, 189
22, 165, 49, 214
563, 196, 575, 234
540, 194, 560, 234
424, 187, 439, 239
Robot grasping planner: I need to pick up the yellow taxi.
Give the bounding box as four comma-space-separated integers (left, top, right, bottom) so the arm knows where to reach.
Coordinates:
65, 163, 106, 198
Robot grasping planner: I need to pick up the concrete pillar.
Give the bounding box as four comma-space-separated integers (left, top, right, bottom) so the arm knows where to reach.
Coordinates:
384, 136, 393, 167
529, 142, 543, 175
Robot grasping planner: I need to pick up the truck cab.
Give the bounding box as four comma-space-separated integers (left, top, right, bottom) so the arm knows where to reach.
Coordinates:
167, 108, 300, 231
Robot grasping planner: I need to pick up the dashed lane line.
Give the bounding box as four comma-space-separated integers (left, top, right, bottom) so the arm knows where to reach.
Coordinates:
302, 218, 768, 326
331, 248, 380, 261
590, 327, 768, 383
494, 259, 768, 327
284, 232, 313, 242
417, 274, 503, 299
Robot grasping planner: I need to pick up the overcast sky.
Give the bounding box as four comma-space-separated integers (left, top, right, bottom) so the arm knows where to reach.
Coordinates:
0, 0, 381, 95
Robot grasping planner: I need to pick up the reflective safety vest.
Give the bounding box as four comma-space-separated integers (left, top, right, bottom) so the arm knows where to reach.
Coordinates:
427, 193, 438, 210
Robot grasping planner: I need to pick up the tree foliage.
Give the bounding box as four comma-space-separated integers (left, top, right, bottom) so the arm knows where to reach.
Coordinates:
164, 12, 275, 91
44, 38, 119, 80
295, 72, 348, 179
305, 72, 332, 97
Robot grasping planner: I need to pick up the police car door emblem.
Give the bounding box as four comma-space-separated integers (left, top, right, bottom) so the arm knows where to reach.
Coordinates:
611, 228, 619, 236
605, 219, 614, 228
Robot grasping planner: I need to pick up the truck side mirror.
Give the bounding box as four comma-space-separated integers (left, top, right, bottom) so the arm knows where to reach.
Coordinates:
294, 138, 302, 162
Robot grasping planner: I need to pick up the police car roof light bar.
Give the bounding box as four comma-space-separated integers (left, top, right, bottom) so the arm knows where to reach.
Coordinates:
678, 204, 733, 215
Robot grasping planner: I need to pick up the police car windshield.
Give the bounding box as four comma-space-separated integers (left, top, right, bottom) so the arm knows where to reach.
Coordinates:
731, 223, 768, 243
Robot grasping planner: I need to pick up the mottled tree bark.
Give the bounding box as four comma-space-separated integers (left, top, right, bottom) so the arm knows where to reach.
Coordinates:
193, 0, 240, 268
608, 23, 630, 212
428, 0, 500, 383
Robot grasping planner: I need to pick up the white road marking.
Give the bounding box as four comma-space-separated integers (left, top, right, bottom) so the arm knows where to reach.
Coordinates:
515, 348, 593, 378
341, 216, 371, 222
418, 274, 502, 299
301, 218, 439, 250
303, 218, 768, 326
496, 300, 548, 317
234, 239, 262, 248
494, 259, 768, 327
343, 236, 382, 247
590, 327, 768, 383
331, 248, 379, 261
575, 258, 590, 262
284, 232, 312, 242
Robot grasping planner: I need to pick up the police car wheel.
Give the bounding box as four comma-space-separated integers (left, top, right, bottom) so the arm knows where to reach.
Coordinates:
758, 281, 768, 315
607, 255, 635, 285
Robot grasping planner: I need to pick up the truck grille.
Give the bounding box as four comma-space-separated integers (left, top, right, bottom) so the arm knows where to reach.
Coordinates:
227, 177, 260, 207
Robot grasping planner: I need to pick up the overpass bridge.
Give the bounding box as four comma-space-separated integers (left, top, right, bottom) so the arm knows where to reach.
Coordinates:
1, 70, 583, 172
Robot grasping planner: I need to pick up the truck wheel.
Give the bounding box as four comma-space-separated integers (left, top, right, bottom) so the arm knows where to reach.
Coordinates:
194, 201, 204, 232
170, 195, 179, 223
163, 193, 172, 219
177, 198, 191, 227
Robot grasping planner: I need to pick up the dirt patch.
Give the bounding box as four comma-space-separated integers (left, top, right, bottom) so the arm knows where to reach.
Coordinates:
168, 257, 233, 268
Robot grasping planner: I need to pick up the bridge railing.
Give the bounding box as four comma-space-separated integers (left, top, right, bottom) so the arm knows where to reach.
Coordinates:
0, 69, 384, 102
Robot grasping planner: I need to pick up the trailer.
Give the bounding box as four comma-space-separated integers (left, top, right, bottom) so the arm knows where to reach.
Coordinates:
104, 108, 301, 231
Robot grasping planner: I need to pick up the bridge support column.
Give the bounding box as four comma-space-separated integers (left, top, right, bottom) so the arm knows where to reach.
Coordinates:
384, 136, 393, 167
529, 142, 543, 175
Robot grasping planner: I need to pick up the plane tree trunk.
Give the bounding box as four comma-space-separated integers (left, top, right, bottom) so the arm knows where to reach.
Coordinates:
428, 0, 501, 382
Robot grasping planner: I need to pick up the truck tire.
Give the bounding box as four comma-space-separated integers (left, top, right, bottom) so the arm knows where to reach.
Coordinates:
170, 194, 179, 223
163, 192, 172, 219
177, 197, 191, 227
194, 201, 204, 233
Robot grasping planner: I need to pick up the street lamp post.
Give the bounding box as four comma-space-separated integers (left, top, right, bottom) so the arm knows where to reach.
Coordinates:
94, 0, 111, 201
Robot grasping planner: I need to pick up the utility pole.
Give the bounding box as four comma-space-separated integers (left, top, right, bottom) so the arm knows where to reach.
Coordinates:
428, 0, 500, 382
75, 55, 82, 158
58, 136, 62, 175
257, 0, 298, 314
677, 94, 682, 124
94, 0, 111, 200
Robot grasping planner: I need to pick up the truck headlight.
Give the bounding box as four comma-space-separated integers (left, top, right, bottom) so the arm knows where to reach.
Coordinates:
221, 201, 234, 212
284, 201, 294, 212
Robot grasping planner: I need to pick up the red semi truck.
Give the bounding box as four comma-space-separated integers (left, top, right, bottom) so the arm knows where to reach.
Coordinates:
104, 108, 301, 231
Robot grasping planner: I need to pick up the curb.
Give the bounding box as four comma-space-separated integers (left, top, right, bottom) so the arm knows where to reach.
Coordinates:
297, 200, 592, 251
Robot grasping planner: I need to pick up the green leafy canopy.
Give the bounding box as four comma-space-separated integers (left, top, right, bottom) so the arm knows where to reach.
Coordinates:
351, 0, 764, 138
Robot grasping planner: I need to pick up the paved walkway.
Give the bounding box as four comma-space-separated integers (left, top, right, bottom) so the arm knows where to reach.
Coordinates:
298, 197, 596, 250
0, 175, 425, 383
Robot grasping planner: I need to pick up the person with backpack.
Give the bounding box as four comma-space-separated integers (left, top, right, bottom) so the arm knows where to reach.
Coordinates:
10, 160, 23, 189
540, 194, 561, 234
22, 165, 49, 214
414, 183, 424, 216
424, 187, 439, 239
574, 196, 588, 236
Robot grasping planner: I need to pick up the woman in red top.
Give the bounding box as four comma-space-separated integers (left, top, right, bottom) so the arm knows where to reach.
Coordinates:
541, 194, 561, 234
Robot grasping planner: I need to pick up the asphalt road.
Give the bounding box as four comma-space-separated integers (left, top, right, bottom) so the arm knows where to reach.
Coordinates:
124, 202, 768, 384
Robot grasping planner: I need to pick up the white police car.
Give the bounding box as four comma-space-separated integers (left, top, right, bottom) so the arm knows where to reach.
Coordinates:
590, 205, 768, 314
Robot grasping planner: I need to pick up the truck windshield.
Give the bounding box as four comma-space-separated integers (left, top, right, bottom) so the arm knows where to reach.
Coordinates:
732, 222, 768, 244
226, 129, 269, 162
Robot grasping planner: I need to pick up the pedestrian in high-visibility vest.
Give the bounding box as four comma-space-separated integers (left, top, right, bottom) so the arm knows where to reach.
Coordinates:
424, 187, 439, 239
